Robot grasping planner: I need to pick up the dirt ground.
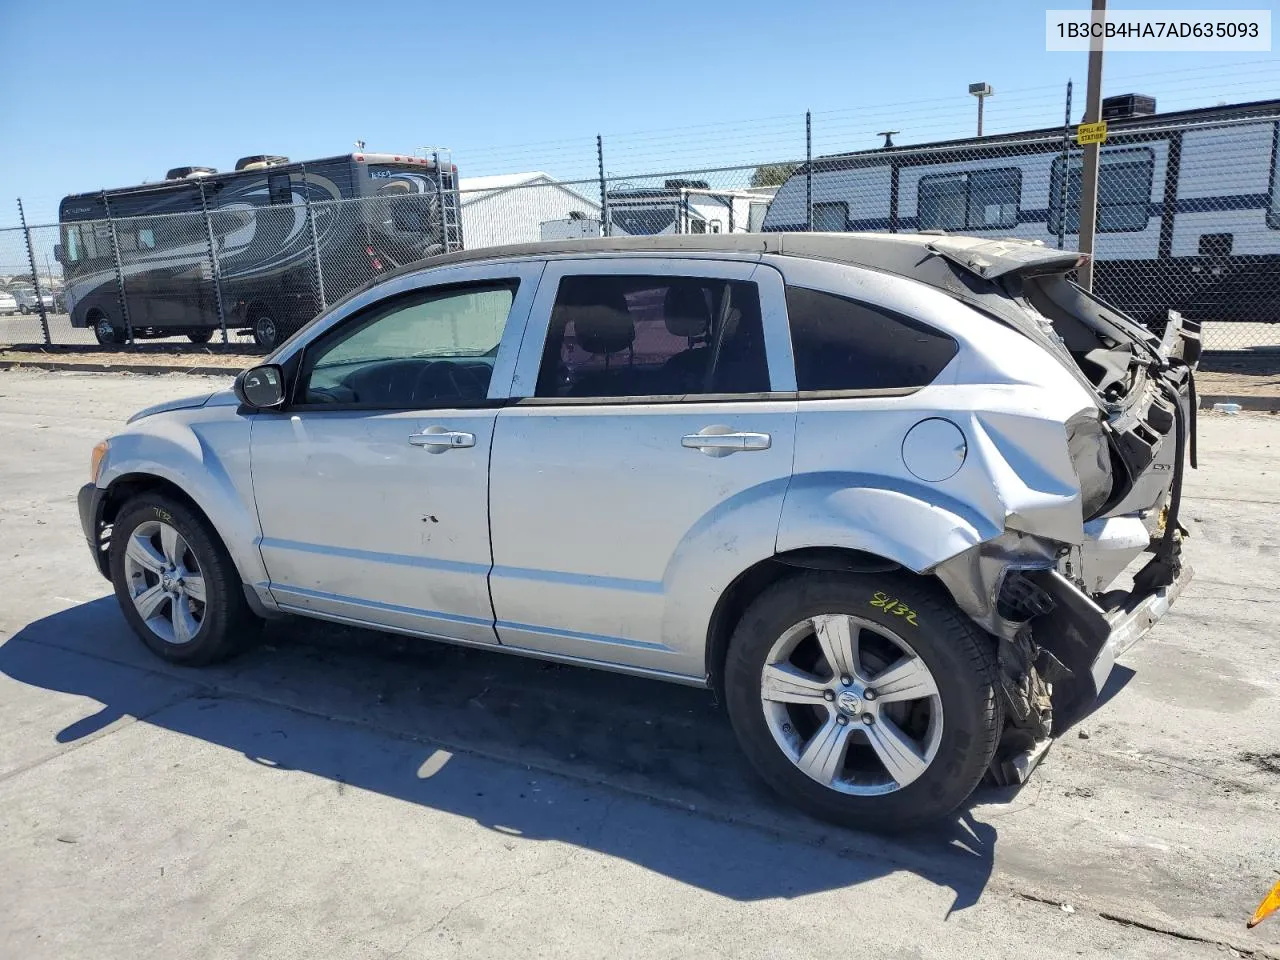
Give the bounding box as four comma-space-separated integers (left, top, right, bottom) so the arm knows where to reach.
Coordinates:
0, 368, 1278, 959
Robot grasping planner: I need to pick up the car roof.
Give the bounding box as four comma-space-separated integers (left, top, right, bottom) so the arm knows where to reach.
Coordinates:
377, 232, 1079, 291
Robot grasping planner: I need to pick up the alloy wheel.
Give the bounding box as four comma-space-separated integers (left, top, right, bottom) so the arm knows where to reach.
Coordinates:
122, 519, 207, 645
760, 613, 944, 796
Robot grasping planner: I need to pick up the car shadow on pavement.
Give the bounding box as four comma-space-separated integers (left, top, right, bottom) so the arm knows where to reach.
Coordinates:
2, 598, 999, 911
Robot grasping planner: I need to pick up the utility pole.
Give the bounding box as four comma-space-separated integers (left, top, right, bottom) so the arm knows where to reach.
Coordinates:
1077, 0, 1106, 290
1057, 79, 1073, 250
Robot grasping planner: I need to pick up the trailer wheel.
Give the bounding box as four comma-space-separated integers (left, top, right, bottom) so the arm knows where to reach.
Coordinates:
252, 312, 279, 350
187, 330, 214, 344
91, 311, 126, 346
18, 305, 28, 315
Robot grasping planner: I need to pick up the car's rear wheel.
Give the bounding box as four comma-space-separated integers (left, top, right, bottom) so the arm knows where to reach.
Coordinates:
108, 494, 259, 665
724, 572, 1000, 831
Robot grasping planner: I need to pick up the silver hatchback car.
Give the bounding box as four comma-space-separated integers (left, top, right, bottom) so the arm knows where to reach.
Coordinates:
78, 234, 1198, 829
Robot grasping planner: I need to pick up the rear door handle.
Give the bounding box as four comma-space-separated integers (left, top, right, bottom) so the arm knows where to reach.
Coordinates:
408, 429, 476, 452
681, 430, 772, 456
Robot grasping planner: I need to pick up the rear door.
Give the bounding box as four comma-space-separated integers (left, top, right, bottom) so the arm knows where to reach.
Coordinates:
487, 257, 797, 679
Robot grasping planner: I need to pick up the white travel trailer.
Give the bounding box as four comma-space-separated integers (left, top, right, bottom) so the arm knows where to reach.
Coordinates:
607, 180, 775, 237
762, 97, 1280, 325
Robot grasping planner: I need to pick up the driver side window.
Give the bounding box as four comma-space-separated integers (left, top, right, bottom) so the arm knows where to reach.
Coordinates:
299, 281, 518, 408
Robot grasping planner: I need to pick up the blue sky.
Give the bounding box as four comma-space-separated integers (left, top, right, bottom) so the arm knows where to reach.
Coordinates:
1, 0, 1277, 225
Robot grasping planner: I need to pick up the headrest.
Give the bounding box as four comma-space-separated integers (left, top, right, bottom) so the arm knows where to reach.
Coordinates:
663, 283, 711, 338
558, 278, 634, 356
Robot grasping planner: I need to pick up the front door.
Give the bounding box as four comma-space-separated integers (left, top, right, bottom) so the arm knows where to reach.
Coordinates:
251, 263, 542, 644
488, 258, 798, 679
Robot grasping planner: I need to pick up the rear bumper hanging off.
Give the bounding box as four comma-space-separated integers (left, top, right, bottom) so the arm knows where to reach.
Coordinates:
1030, 560, 1193, 717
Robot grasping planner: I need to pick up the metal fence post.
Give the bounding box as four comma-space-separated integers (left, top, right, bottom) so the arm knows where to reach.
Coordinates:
1058, 80, 1073, 250
597, 135, 611, 237
100, 191, 134, 344
805, 111, 814, 231
300, 164, 327, 310
432, 150, 447, 251
197, 181, 229, 345
1076, 0, 1107, 290
16, 199, 50, 344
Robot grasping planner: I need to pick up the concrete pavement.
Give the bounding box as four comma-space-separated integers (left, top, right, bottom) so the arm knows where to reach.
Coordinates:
0, 368, 1277, 959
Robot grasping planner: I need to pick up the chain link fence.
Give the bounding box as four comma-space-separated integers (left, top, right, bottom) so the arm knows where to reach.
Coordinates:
4, 104, 1279, 354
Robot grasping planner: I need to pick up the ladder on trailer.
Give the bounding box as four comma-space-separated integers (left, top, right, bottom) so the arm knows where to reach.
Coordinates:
432, 150, 464, 252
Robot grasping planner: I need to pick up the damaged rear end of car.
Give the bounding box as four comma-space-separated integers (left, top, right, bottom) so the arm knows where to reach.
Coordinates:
921, 236, 1200, 784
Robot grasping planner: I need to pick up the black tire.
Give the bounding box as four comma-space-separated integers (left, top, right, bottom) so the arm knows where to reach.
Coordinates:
92, 313, 126, 346
252, 312, 279, 350
187, 330, 214, 344
108, 494, 260, 666
18, 305, 28, 315
723, 571, 1000, 831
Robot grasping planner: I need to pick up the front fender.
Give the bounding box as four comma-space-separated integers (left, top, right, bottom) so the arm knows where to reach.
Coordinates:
97, 409, 265, 588
776, 472, 1003, 573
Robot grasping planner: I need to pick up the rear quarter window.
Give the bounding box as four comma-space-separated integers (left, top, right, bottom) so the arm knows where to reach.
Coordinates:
785, 286, 959, 392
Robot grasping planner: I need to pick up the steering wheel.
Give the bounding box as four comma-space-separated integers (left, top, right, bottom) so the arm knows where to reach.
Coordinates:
412, 361, 488, 404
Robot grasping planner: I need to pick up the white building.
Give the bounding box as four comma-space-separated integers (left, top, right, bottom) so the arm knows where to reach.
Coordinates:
458, 172, 602, 249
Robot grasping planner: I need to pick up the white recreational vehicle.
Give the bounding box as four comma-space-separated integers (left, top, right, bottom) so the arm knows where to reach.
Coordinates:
607, 180, 775, 237
762, 97, 1280, 325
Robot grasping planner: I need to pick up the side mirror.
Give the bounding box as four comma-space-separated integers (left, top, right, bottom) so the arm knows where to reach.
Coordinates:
52, 244, 63, 264
234, 364, 286, 409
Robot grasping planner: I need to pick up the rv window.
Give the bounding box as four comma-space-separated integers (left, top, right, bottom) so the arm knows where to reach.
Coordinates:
90, 224, 112, 260
748, 202, 769, 232
137, 228, 156, 250
1049, 148, 1154, 234
814, 202, 849, 232
917, 175, 967, 230
918, 169, 1020, 231
391, 197, 434, 233
268, 173, 292, 206
969, 169, 1021, 228
688, 218, 707, 234
62, 226, 82, 264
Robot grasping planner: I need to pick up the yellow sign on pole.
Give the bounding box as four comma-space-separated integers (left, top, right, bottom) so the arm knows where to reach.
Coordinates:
1076, 121, 1108, 146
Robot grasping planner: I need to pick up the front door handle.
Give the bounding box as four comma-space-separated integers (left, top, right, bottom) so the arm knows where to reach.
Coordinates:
681, 429, 772, 457
408, 428, 476, 452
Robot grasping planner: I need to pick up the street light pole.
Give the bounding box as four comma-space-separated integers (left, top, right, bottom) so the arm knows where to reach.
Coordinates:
968, 82, 993, 136
1077, 0, 1106, 291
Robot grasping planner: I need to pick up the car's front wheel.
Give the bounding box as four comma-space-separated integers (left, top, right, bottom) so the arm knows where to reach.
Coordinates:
108, 494, 259, 665
724, 572, 1000, 831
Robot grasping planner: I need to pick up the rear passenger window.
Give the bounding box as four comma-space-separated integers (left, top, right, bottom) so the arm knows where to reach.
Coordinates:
535, 275, 770, 398
785, 286, 958, 392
